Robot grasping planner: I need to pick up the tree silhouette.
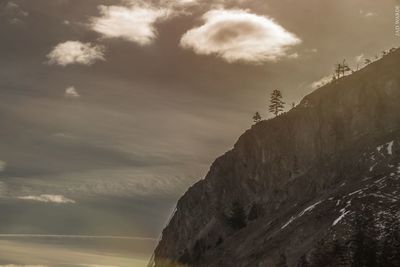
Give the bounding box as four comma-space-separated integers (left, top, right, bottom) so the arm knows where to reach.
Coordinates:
248, 202, 263, 221
310, 239, 349, 267
297, 254, 310, 267
276, 252, 289, 267
226, 201, 247, 230
350, 211, 378, 267
332, 239, 350, 266
341, 60, 351, 76
311, 240, 331, 267
378, 209, 400, 267
269, 90, 285, 117
335, 60, 351, 78
334, 63, 342, 79
253, 112, 262, 123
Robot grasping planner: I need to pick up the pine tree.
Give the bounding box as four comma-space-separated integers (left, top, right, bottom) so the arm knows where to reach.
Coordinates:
247, 203, 260, 221
253, 112, 262, 123
335, 63, 342, 78
311, 240, 332, 267
309, 239, 350, 267
269, 90, 285, 117
276, 252, 289, 267
332, 239, 350, 266
297, 254, 310, 267
350, 211, 378, 267
292, 155, 300, 176
378, 209, 400, 267
226, 201, 247, 230
335, 60, 351, 78
341, 59, 351, 77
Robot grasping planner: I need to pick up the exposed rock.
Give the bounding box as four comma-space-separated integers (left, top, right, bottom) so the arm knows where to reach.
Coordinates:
151, 49, 400, 267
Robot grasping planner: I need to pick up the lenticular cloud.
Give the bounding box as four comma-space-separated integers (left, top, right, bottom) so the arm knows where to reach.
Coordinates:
180, 9, 302, 63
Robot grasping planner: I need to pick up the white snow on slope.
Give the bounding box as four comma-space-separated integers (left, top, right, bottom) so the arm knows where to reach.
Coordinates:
388, 141, 394, 155
281, 201, 322, 229
333, 210, 350, 226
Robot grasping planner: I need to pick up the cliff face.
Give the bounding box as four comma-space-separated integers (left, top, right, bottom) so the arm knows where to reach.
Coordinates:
151, 49, 400, 267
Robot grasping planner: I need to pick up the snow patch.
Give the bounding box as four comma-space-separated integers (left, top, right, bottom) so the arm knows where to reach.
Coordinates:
281, 201, 322, 229
333, 210, 350, 226
387, 141, 394, 155
377, 144, 384, 152
369, 163, 378, 172
349, 189, 363, 196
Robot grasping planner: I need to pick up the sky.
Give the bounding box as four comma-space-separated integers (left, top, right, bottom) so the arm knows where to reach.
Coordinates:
0, 0, 399, 266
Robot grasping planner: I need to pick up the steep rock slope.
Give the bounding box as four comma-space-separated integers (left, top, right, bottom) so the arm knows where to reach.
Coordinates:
151, 49, 400, 267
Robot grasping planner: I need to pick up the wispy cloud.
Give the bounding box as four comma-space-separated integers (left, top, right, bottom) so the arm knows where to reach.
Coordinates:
359, 9, 377, 17
0, 234, 155, 241
0, 161, 6, 172
311, 75, 332, 89
2, 1, 29, 25
0, 265, 48, 267
17, 194, 76, 204
180, 9, 301, 63
65, 86, 80, 98
355, 54, 364, 62
47, 41, 105, 66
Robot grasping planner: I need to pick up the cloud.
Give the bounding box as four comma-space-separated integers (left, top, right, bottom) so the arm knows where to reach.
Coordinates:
0, 265, 48, 267
17, 194, 76, 204
180, 9, 301, 63
355, 54, 364, 62
0, 161, 6, 172
2, 1, 29, 24
359, 10, 377, 17
288, 52, 299, 59
65, 86, 80, 98
175, 0, 198, 6
89, 5, 170, 46
47, 41, 105, 66
311, 75, 333, 89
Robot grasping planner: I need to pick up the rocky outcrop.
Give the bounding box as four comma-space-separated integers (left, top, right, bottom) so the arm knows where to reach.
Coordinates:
151, 49, 400, 267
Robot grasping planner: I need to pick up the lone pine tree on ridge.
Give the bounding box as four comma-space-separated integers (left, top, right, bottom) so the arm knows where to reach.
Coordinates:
269, 89, 285, 117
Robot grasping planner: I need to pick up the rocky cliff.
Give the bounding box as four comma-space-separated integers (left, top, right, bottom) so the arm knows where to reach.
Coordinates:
150, 48, 400, 267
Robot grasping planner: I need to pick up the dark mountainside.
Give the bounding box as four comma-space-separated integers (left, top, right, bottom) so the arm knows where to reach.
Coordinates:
150, 49, 400, 267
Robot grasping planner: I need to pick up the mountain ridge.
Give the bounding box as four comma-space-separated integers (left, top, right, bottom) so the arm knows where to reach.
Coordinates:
150, 48, 400, 267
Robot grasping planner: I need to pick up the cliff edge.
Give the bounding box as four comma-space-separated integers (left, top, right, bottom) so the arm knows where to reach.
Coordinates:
151, 49, 400, 267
